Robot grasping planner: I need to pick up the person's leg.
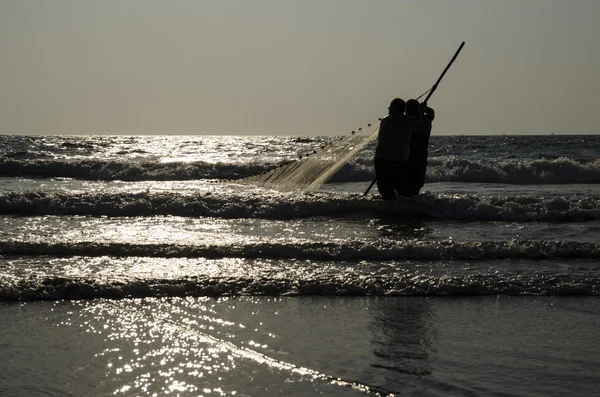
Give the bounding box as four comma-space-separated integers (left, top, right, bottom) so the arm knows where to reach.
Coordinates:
407, 164, 424, 196
374, 158, 395, 200
414, 164, 427, 195
394, 161, 412, 197
401, 163, 418, 197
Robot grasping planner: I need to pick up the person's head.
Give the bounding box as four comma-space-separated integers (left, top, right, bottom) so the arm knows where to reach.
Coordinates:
388, 98, 405, 116
405, 99, 420, 118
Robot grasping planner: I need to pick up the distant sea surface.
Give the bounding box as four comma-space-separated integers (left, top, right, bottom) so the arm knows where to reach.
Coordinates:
1, 134, 599, 397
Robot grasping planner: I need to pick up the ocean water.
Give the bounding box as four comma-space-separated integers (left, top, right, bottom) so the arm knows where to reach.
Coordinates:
1, 134, 599, 396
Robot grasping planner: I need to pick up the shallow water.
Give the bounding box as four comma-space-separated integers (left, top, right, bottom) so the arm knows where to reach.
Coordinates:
1, 135, 600, 396
1, 296, 599, 397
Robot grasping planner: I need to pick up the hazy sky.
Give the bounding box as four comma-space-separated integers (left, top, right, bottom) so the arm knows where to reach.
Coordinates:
1, 0, 599, 135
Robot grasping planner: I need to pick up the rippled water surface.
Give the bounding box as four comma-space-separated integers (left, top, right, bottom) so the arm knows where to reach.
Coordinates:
1, 297, 599, 397
1, 135, 600, 396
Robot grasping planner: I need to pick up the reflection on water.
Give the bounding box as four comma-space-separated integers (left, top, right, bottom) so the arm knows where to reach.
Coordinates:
80, 298, 393, 397
3, 297, 598, 397
370, 218, 432, 241
369, 298, 436, 381
89, 298, 234, 396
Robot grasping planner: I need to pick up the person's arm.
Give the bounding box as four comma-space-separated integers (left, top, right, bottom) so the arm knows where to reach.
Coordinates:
425, 107, 435, 123
419, 102, 428, 121
411, 102, 430, 134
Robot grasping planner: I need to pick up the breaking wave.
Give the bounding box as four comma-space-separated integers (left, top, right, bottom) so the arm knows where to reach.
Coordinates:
426, 157, 600, 184
329, 157, 600, 184
1, 191, 600, 221
3, 156, 600, 184
2, 239, 600, 260
0, 158, 273, 181
1, 266, 598, 301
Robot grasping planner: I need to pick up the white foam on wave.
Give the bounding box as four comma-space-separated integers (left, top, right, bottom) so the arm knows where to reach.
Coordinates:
0, 158, 274, 181
329, 156, 600, 184
2, 239, 600, 260
4, 156, 600, 184
1, 267, 597, 301
428, 157, 600, 184
2, 190, 600, 222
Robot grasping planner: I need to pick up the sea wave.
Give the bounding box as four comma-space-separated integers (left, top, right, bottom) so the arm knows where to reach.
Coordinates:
1, 191, 599, 222
427, 157, 600, 184
330, 157, 600, 184
2, 239, 600, 260
0, 158, 272, 181
1, 269, 597, 301
3, 156, 600, 184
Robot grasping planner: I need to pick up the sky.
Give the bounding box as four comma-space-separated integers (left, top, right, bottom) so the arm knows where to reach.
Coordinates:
1, 0, 599, 136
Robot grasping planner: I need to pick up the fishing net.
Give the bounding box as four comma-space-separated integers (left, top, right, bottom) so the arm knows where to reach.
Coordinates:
238, 120, 381, 192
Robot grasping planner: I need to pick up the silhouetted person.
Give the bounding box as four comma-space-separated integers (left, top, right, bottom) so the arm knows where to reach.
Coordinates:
404, 99, 435, 196
374, 98, 420, 199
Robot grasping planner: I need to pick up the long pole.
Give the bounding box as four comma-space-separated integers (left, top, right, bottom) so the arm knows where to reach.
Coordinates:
422, 41, 465, 105
364, 178, 378, 196
363, 41, 465, 196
